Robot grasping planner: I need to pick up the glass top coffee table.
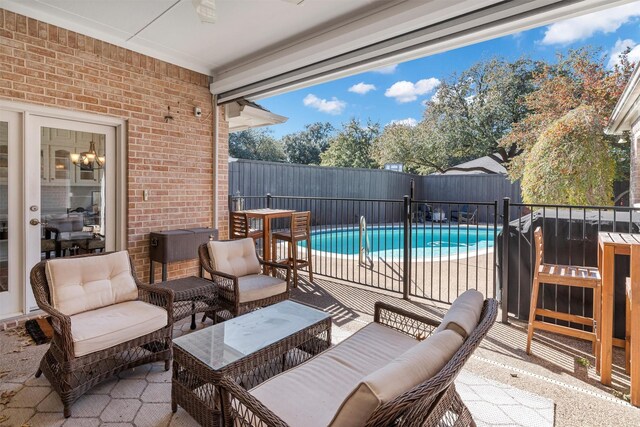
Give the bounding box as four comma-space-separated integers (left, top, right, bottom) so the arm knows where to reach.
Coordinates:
171, 300, 332, 427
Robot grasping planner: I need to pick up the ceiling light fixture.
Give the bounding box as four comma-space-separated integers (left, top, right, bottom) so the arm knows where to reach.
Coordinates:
193, 0, 216, 23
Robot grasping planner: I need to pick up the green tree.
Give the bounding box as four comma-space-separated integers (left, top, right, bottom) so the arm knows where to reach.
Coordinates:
521, 106, 615, 205
373, 57, 541, 174
320, 118, 379, 168
282, 122, 334, 164
229, 128, 286, 162
502, 48, 633, 203
373, 122, 449, 174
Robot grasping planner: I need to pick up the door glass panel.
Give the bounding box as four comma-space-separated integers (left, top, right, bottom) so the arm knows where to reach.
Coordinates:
41, 127, 106, 259
0, 122, 8, 293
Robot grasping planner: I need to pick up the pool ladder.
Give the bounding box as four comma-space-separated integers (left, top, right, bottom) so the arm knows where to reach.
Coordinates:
359, 216, 373, 268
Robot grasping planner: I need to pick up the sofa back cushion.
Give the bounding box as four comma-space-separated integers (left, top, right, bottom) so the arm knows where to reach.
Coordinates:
434, 289, 484, 337
45, 251, 138, 316
207, 238, 261, 277
330, 329, 464, 427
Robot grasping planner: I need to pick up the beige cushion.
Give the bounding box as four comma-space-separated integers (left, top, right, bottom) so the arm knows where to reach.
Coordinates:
330, 330, 464, 426
45, 251, 138, 316
70, 300, 168, 357
237, 274, 287, 303
250, 323, 417, 427
434, 289, 484, 337
207, 238, 261, 277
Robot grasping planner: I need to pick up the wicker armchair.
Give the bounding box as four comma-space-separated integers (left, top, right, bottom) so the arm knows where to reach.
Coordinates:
199, 238, 291, 319
30, 251, 174, 418
222, 296, 498, 427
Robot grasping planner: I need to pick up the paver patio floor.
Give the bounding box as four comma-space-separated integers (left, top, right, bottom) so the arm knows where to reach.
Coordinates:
1, 274, 639, 426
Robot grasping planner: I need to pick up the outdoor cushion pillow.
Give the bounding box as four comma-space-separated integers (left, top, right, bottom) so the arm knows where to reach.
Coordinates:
330, 329, 464, 427
237, 274, 287, 303
207, 238, 261, 277
70, 300, 167, 357
249, 323, 418, 427
434, 289, 484, 337
45, 250, 138, 316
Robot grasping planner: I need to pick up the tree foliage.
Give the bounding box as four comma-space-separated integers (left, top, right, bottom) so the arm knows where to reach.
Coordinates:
521, 106, 615, 205
373, 57, 541, 174
282, 122, 334, 164
502, 48, 633, 195
320, 118, 380, 168
373, 122, 449, 174
229, 128, 286, 162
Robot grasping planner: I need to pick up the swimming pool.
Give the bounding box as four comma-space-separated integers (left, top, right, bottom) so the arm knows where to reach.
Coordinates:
303, 225, 497, 260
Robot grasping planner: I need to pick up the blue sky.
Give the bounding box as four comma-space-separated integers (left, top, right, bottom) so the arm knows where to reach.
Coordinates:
259, 2, 640, 138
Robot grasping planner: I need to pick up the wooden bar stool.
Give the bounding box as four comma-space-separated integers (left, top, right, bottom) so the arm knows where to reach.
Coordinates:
526, 227, 602, 356
626, 245, 640, 406
271, 211, 313, 287
230, 212, 262, 242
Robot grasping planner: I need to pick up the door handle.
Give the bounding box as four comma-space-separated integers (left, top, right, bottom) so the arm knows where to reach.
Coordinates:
29, 219, 40, 226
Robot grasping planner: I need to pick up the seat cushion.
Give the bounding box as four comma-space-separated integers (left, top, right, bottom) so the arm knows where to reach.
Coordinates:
45, 251, 138, 316
330, 330, 464, 426
207, 238, 261, 277
434, 289, 484, 337
237, 274, 287, 303
70, 300, 168, 357
249, 323, 417, 427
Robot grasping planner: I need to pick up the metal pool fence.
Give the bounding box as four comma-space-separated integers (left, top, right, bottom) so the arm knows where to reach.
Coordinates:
230, 194, 499, 305
232, 194, 640, 331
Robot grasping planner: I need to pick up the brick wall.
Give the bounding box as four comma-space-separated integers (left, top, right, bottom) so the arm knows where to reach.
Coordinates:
0, 9, 229, 281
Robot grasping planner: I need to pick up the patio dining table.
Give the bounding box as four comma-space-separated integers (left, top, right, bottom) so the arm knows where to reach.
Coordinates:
598, 232, 640, 405
236, 208, 295, 263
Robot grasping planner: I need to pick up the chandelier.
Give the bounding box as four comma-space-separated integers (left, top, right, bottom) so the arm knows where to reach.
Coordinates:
70, 141, 105, 170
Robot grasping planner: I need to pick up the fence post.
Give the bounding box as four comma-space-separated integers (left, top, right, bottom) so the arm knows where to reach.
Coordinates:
266, 193, 272, 209
228, 194, 234, 213
501, 197, 510, 324
402, 195, 411, 300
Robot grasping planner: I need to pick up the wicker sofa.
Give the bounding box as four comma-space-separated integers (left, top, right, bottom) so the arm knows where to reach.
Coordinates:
30, 251, 174, 418
222, 290, 498, 427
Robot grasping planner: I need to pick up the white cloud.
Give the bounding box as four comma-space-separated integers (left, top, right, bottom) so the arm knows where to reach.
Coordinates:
387, 118, 418, 127
607, 38, 640, 68
541, 3, 640, 45
303, 94, 346, 115
372, 64, 398, 74
384, 78, 440, 103
348, 82, 376, 95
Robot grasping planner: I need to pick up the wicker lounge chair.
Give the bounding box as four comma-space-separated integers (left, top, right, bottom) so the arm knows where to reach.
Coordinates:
222, 290, 498, 427
30, 251, 174, 418
199, 238, 291, 319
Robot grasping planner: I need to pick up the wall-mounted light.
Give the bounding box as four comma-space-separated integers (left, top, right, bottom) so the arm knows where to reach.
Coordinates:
164, 106, 174, 123
618, 130, 631, 144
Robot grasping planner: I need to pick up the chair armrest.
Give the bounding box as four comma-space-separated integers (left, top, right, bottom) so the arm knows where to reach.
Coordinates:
137, 282, 174, 324
38, 301, 75, 358
219, 376, 289, 427
374, 302, 441, 341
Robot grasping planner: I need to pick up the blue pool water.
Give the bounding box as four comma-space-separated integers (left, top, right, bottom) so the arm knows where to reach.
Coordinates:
303, 226, 497, 259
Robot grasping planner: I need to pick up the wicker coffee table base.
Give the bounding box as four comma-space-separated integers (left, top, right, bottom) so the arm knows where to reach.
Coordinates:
172, 318, 331, 427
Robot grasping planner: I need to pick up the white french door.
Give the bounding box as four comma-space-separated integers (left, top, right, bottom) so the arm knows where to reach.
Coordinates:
24, 116, 117, 312
0, 110, 118, 319
0, 111, 22, 318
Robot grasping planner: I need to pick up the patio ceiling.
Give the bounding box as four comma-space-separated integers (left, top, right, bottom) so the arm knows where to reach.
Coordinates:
3, 0, 636, 103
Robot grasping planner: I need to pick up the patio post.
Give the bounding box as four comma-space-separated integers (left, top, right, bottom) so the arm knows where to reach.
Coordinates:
501, 197, 510, 324
403, 194, 411, 300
